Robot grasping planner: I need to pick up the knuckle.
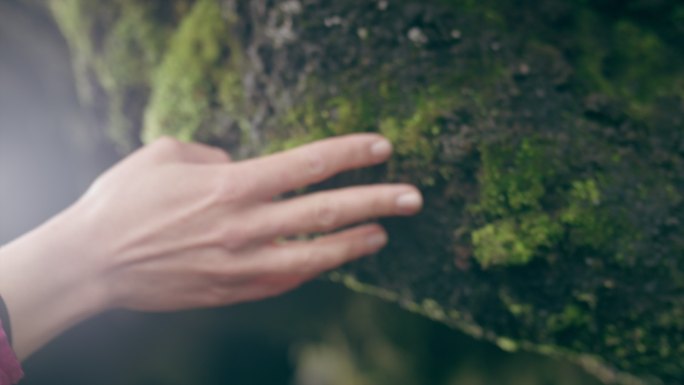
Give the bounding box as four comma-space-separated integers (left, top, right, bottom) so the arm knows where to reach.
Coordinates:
264, 218, 288, 239
218, 222, 253, 250
340, 240, 356, 260
205, 147, 230, 162
211, 264, 252, 286
314, 198, 339, 230
292, 247, 320, 274
306, 243, 346, 274
210, 171, 246, 204
213, 149, 231, 162
153, 136, 183, 153
330, 242, 353, 267
303, 149, 326, 176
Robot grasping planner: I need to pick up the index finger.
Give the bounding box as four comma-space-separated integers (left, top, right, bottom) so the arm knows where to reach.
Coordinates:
232, 134, 393, 200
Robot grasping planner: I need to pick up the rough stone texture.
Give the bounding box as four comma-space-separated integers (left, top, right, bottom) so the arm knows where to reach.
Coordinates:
49, 0, 684, 383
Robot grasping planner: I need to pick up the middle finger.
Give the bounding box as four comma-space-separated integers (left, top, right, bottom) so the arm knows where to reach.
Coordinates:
242, 184, 423, 243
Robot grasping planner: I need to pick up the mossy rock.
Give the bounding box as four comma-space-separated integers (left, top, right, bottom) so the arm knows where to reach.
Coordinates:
50, 0, 684, 383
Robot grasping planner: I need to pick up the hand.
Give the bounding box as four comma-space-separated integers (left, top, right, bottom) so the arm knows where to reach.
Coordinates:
81, 134, 423, 311
0, 134, 423, 359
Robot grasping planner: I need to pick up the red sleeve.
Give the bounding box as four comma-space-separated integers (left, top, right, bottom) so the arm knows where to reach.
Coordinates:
0, 319, 23, 385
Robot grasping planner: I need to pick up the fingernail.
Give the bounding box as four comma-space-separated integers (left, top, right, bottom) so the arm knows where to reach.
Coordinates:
396, 192, 423, 210
366, 232, 388, 248
370, 139, 392, 158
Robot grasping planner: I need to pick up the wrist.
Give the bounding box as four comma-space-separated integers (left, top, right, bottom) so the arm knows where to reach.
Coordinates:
0, 205, 110, 360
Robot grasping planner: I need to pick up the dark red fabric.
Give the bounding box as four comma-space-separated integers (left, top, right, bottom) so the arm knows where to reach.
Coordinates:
0, 318, 22, 384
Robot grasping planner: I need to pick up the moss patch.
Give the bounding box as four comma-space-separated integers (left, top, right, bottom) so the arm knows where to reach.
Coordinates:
143, 0, 244, 144
50, 0, 185, 151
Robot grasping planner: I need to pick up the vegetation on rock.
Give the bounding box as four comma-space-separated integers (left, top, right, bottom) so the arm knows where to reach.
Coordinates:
50, 0, 684, 383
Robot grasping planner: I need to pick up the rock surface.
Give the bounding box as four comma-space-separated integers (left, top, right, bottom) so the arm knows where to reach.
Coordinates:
49, 0, 684, 383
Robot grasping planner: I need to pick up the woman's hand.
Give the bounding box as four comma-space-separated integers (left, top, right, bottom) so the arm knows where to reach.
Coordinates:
0, 134, 423, 359
81, 133, 422, 311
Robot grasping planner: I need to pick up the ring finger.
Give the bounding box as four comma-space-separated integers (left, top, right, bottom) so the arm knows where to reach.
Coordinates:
240, 223, 388, 278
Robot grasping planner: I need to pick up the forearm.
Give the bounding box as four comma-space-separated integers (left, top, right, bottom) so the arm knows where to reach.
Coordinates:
0, 205, 108, 360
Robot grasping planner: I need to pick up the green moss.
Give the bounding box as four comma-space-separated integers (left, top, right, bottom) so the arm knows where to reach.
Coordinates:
103, 3, 167, 87
104, 3, 169, 146
267, 91, 378, 153
546, 304, 591, 333
443, 0, 684, 125
379, 91, 450, 158
49, 0, 95, 99
560, 179, 621, 250
51, 0, 178, 150
572, 13, 683, 122
496, 337, 519, 352
143, 0, 243, 143
472, 214, 562, 268
477, 138, 555, 216
268, 78, 475, 186
328, 272, 401, 304
470, 137, 638, 267
471, 138, 562, 267
267, 90, 434, 184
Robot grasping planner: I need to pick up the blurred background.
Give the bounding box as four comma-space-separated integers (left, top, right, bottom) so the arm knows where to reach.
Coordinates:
0, 1, 602, 384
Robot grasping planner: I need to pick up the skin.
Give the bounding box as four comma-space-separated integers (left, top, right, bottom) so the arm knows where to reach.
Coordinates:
0, 133, 423, 361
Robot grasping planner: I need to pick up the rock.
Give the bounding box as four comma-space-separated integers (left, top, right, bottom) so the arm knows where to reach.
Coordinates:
49, 0, 684, 383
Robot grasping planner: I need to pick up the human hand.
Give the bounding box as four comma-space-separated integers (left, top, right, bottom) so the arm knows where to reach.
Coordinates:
72, 134, 423, 312
0, 134, 423, 359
